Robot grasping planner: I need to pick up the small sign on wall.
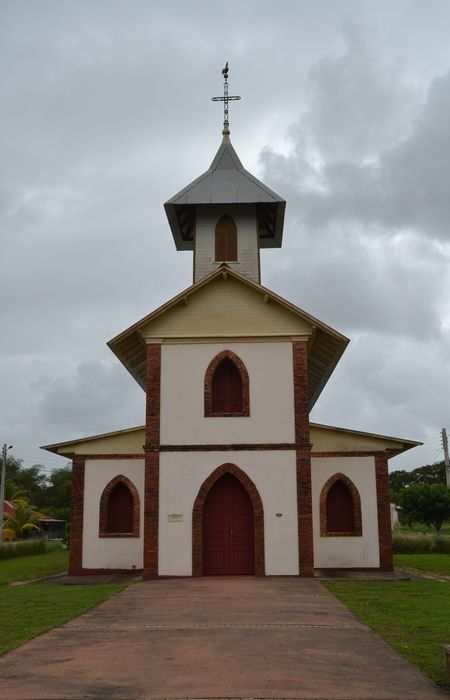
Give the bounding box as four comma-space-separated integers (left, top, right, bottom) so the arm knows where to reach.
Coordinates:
167, 513, 184, 523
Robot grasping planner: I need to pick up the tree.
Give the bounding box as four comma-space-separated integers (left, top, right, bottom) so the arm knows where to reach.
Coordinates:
389, 470, 413, 499
3, 455, 25, 499
42, 466, 72, 521
399, 484, 450, 532
3, 457, 71, 521
390, 461, 446, 503
2, 497, 41, 541
4, 458, 47, 507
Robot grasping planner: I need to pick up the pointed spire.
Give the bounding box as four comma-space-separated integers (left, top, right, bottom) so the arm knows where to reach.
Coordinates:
211, 62, 241, 141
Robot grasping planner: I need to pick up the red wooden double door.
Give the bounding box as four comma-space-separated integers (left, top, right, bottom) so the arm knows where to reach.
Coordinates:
202, 473, 255, 575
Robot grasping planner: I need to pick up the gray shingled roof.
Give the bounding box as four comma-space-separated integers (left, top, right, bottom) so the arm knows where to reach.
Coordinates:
164, 139, 286, 250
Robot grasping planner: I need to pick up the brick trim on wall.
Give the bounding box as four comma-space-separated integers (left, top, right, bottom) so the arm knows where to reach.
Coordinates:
64, 449, 397, 459
311, 451, 390, 458
192, 462, 265, 577
69, 457, 85, 576
204, 349, 250, 417
143, 344, 161, 580
319, 472, 362, 537
69, 454, 144, 460
375, 454, 394, 571
293, 341, 314, 577
98, 474, 140, 538
73, 568, 143, 575
156, 443, 296, 452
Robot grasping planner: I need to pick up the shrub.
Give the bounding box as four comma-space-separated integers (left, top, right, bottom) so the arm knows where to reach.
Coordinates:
44, 540, 63, 553
434, 537, 450, 554
392, 531, 450, 554
392, 532, 435, 553
0, 539, 46, 560
63, 522, 70, 547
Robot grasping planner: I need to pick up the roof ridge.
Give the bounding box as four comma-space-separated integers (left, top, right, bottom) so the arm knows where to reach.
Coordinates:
170, 169, 212, 202
238, 166, 283, 201
210, 142, 244, 171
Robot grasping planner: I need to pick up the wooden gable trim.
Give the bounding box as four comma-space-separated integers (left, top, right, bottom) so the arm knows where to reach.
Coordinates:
108, 266, 348, 347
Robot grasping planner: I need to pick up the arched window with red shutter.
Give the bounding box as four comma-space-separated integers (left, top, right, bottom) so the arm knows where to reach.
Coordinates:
99, 475, 140, 538
204, 350, 250, 417
107, 482, 133, 533
212, 358, 243, 413
320, 473, 362, 537
215, 215, 238, 262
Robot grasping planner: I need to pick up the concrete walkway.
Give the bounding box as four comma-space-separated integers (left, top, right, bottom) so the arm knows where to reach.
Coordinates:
0, 577, 447, 700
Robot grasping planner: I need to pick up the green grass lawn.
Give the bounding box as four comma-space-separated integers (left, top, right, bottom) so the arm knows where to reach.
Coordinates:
0, 547, 126, 655
0, 548, 69, 586
325, 580, 450, 691
394, 553, 450, 576
0, 582, 125, 655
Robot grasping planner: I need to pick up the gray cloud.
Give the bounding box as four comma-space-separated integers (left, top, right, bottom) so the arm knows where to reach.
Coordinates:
306, 22, 417, 160
259, 23, 450, 469
262, 57, 450, 242
35, 360, 144, 435
2, 1, 450, 472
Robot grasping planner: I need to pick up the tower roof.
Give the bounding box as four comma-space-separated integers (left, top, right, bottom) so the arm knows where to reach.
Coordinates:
164, 139, 286, 251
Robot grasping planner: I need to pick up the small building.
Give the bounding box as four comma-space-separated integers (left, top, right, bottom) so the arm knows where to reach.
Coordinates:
390, 503, 401, 529
43, 75, 419, 577
3, 500, 65, 540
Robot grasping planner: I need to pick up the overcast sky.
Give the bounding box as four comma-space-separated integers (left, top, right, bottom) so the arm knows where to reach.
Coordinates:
1, 0, 450, 474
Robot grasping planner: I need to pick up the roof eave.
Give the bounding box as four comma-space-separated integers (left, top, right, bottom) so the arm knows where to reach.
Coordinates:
107, 266, 349, 407
41, 425, 146, 455
308, 336, 350, 410
164, 203, 195, 251
310, 421, 422, 454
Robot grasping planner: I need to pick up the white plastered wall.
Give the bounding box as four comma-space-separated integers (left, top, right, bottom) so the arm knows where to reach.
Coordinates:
160, 342, 295, 444
311, 457, 380, 568
83, 459, 144, 569
158, 450, 298, 576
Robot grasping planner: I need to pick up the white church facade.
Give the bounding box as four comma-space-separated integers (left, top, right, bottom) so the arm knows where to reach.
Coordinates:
44, 73, 418, 578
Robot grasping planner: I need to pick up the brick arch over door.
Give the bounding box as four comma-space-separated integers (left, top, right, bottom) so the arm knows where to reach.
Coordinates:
99, 474, 140, 538
204, 350, 250, 417
192, 463, 265, 576
319, 472, 362, 537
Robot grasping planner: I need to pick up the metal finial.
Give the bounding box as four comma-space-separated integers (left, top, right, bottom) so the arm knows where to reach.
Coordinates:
212, 62, 241, 140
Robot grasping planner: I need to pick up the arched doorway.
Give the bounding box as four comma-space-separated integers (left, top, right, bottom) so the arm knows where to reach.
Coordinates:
203, 473, 255, 575
192, 463, 265, 576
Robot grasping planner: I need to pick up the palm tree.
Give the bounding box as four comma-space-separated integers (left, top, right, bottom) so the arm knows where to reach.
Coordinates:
2, 497, 41, 541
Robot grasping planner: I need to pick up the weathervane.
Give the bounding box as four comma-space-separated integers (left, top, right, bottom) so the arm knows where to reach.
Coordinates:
211, 62, 241, 139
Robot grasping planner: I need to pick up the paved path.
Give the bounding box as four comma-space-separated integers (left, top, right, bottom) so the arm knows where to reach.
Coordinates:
0, 577, 447, 699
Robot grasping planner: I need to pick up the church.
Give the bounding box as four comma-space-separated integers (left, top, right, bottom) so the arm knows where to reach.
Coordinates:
43, 69, 419, 578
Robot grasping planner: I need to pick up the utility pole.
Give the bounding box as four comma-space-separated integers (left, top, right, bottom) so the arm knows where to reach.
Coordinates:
0, 444, 13, 544
442, 429, 450, 488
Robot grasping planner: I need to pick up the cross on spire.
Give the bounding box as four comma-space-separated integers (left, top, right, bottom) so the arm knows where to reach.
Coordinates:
211, 62, 241, 141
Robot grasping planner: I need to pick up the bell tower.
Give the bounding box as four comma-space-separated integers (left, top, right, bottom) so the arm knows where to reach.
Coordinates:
164, 65, 286, 284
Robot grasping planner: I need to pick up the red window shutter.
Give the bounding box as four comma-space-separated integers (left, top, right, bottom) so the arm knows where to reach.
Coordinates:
107, 482, 134, 533
326, 481, 355, 533
215, 215, 237, 261
212, 358, 243, 413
